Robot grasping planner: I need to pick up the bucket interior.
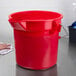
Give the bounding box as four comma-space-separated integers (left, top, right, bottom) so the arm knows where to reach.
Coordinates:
9, 11, 62, 22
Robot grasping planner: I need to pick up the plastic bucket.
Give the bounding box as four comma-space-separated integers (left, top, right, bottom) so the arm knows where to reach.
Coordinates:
8, 10, 63, 70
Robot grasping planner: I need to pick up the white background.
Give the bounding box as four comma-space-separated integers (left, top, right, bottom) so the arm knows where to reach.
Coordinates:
0, 0, 76, 43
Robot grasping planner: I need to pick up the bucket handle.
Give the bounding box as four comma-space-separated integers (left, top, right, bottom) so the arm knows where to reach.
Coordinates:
60, 24, 69, 38
58, 24, 69, 39
52, 21, 69, 39
52, 21, 61, 33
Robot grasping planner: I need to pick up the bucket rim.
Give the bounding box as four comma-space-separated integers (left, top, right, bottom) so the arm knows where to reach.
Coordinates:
8, 10, 63, 22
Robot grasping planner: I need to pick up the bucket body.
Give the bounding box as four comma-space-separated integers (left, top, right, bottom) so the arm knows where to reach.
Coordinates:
8, 10, 63, 70
14, 30, 59, 70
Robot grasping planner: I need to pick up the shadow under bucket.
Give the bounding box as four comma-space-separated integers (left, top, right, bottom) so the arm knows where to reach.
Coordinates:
8, 10, 63, 70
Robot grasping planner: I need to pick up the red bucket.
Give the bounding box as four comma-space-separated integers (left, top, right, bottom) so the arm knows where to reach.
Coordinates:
8, 10, 63, 70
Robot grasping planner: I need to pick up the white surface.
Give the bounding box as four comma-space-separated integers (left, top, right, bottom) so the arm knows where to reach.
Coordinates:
0, 51, 16, 76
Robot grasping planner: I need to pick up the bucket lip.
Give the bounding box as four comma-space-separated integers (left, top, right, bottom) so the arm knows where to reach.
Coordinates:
8, 10, 63, 22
